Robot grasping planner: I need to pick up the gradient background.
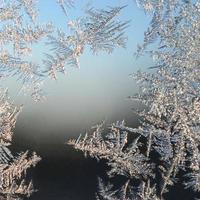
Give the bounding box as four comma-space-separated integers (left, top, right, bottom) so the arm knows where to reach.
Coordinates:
5, 1, 194, 200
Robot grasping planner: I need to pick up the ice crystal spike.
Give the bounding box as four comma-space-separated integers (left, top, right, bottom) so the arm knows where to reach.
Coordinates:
57, 0, 74, 15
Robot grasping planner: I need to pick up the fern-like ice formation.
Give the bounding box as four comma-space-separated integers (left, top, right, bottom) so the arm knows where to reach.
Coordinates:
0, 89, 41, 200
0, 0, 53, 102
69, 1, 200, 199
45, 6, 128, 79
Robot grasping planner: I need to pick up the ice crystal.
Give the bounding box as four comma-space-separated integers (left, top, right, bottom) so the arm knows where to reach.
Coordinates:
0, 89, 41, 199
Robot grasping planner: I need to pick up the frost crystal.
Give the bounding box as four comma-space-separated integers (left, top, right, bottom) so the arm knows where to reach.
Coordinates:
0, 0, 53, 100
0, 89, 41, 199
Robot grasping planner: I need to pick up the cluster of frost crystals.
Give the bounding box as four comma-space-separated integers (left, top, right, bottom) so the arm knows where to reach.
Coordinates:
69, 121, 158, 200
69, 1, 200, 199
45, 6, 128, 79
133, 0, 200, 195
0, 0, 53, 101
0, 89, 41, 199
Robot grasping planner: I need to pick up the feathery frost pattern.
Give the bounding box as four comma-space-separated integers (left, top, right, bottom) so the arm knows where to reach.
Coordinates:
0, 0, 53, 101
45, 6, 128, 79
0, 89, 41, 199
69, 1, 200, 199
